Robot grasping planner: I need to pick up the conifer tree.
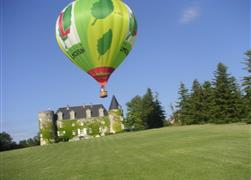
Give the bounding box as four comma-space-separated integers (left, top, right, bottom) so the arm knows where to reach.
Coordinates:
189, 79, 204, 124
151, 93, 165, 128
176, 82, 192, 125
212, 63, 242, 123
125, 88, 166, 130
228, 76, 244, 121
201, 81, 216, 123
242, 50, 251, 122
142, 88, 165, 128
142, 88, 155, 129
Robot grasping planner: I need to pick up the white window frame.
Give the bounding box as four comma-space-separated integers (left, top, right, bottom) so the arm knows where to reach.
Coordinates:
99, 108, 104, 117
86, 109, 92, 118
70, 110, 75, 120
57, 112, 63, 120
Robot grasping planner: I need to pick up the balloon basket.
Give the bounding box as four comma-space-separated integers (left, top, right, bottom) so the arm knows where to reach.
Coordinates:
100, 87, 108, 98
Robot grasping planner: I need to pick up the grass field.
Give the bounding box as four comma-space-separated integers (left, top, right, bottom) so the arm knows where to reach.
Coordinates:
0, 124, 250, 180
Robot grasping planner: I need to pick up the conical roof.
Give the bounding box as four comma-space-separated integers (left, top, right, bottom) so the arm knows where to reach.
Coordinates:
109, 95, 120, 110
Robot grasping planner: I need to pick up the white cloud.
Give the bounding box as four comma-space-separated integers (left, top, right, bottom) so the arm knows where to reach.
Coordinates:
180, 6, 200, 24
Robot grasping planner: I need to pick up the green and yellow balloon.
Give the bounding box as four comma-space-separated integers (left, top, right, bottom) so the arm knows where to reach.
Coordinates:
55, 0, 137, 98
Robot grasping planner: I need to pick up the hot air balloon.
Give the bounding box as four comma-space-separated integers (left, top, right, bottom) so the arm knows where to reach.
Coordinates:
55, 0, 137, 98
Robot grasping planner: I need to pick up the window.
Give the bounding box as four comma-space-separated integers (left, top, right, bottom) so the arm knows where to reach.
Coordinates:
70, 110, 75, 120
99, 108, 104, 117
86, 109, 91, 118
57, 112, 63, 120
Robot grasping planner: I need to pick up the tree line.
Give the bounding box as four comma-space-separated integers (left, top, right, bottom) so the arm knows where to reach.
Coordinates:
0, 132, 39, 152
125, 50, 251, 129
174, 51, 251, 124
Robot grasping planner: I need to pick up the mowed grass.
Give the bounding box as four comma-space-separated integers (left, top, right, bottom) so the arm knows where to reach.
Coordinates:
0, 124, 250, 180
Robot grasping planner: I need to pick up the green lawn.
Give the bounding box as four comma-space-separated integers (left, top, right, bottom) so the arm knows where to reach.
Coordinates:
1, 124, 250, 180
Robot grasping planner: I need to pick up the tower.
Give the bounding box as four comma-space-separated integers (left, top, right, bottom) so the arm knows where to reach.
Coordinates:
38, 111, 56, 145
108, 96, 124, 133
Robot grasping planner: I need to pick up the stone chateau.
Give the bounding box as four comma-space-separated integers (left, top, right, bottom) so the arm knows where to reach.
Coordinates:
38, 96, 124, 145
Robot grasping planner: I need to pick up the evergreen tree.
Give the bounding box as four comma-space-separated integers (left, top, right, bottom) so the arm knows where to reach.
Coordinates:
242, 50, 251, 122
228, 76, 244, 121
176, 82, 192, 125
142, 88, 155, 129
125, 96, 145, 131
201, 81, 216, 123
151, 93, 165, 128
125, 89, 166, 130
212, 63, 242, 123
189, 79, 204, 124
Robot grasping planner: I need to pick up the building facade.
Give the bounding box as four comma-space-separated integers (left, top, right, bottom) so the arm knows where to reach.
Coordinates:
39, 96, 124, 145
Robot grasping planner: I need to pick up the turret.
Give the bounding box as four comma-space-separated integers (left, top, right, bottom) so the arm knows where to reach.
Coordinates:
109, 95, 120, 110
108, 96, 124, 133
38, 111, 56, 145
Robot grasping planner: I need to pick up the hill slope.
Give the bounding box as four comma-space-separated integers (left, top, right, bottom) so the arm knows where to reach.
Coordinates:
1, 124, 250, 180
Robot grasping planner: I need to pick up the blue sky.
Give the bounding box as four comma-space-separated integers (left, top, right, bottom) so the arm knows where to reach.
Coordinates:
1, 0, 250, 141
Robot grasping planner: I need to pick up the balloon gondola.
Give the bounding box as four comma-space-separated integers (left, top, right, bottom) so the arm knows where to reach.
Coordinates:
55, 0, 137, 98
100, 86, 108, 98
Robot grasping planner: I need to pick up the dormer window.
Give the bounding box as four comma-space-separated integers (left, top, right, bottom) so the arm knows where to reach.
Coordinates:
86, 109, 91, 118
99, 108, 104, 117
57, 111, 63, 120
70, 110, 75, 120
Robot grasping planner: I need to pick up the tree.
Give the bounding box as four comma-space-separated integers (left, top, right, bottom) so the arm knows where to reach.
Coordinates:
176, 82, 192, 125
125, 88, 166, 130
142, 88, 156, 129
151, 93, 165, 128
212, 63, 242, 123
125, 96, 145, 131
242, 50, 251, 123
201, 81, 216, 123
228, 76, 244, 121
189, 79, 204, 124
142, 88, 165, 129
0, 132, 17, 151
19, 134, 40, 148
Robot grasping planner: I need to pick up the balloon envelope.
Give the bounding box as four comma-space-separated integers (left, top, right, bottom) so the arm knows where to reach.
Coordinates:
55, 0, 137, 87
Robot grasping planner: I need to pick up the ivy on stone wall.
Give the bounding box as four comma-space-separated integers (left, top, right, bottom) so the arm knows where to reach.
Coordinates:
40, 121, 54, 143
110, 109, 123, 133
57, 117, 111, 140
40, 110, 124, 144
57, 120, 79, 140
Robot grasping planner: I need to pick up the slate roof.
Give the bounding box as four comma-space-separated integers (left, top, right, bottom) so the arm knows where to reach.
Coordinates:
109, 95, 120, 110
56, 104, 108, 120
